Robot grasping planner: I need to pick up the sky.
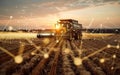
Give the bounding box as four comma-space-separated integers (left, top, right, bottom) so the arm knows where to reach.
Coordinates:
0, 0, 120, 29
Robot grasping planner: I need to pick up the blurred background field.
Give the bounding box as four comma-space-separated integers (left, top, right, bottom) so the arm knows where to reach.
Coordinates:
0, 31, 115, 39
0, 32, 37, 39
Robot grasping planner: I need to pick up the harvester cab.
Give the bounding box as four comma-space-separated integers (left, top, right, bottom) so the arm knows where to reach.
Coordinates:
55, 19, 82, 41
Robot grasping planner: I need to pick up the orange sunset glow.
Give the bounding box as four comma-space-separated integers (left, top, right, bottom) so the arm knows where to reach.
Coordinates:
0, 0, 120, 29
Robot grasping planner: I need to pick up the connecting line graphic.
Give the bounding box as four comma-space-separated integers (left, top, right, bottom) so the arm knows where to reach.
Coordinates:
82, 46, 106, 60
18, 42, 25, 55
0, 38, 51, 64
78, 44, 119, 66
86, 18, 94, 32
0, 36, 119, 68
26, 38, 54, 59
0, 42, 25, 64
3, 16, 13, 31
82, 44, 119, 60
0, 47, 15, 58
26, 39, 44, 55
67, 43, 120, 66
26, 39, 41, 49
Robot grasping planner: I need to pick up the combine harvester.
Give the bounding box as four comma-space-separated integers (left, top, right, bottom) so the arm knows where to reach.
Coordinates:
54, 19, 82, 41
37, 19, 82, 41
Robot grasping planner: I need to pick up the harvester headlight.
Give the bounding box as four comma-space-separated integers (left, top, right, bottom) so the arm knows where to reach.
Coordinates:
55, 24, 60, 29
51, 33, 54, 36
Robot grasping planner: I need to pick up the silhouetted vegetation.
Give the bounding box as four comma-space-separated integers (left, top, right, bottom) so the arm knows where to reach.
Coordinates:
83, 28, 120, 33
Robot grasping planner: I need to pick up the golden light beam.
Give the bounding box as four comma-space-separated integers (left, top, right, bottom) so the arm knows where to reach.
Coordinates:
79, 41, 83, 58
0, 46, 24, 64
83, 46, 107, 60
82, 44, 119, 60
0, 47, 15, 58
3, 16, 13, 31
31, 48, 45, 56
18, 42, 25, 55
27, 39, 51, 56
26, 39, 39, 49
86, 18, 94, 32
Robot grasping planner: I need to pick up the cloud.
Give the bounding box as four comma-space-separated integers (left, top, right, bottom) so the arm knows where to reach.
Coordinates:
0, 0, 119, 19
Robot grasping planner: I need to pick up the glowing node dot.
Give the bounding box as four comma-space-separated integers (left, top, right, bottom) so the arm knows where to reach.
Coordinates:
36, 46, 40, 49
31, 52, 35, 55
112, 54, 116, 59
21, 44, 24, 46
99, 58, 105, 63
74, 57, 82, 66
111, 67, 114, 70
10, 16, 13, 19
116, 45, 120, 49
19, 41, 22, 43
107, 44, 111, 48
43, 38, 50, 45
116, 29, 118, 31
64, 48, 70, 54
8, 26, 13, 31
44, 53, 49, 59
56, 40, 59, 43
114, 40, 117, 42
14, 55, 23, 64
